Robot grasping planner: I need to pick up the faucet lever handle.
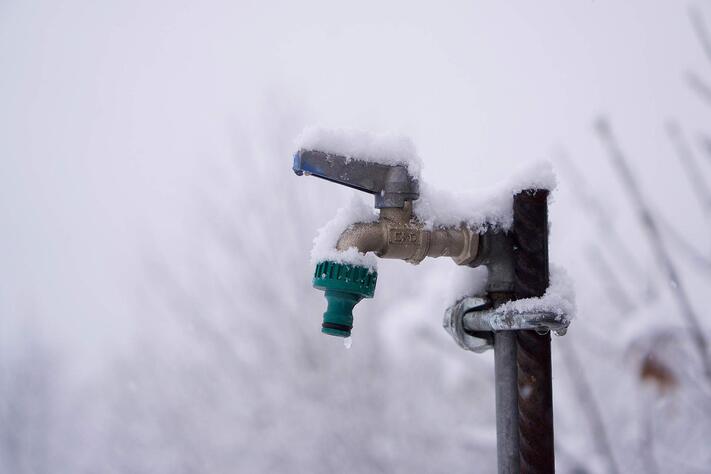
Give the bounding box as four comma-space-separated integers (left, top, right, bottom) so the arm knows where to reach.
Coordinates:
293, 149, 419, 208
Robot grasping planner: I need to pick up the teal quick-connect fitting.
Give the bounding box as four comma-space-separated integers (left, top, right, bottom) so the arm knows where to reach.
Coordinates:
312, 261, 377, 337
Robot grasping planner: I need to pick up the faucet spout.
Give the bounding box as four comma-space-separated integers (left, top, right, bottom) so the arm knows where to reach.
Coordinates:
336, 223, 387, 255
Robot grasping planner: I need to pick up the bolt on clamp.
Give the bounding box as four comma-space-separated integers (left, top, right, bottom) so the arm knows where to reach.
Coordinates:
443, 296, 571, 353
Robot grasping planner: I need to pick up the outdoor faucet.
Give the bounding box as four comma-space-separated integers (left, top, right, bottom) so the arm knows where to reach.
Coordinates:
293, 149, 480, 337
293, 143, 566, 472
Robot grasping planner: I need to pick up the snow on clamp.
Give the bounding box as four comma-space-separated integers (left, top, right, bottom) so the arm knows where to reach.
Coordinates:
443, 295, 571, 353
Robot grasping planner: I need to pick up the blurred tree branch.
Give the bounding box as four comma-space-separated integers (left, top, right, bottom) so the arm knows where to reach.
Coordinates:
655, 213, 711, 273
700, 134, 711, 165
584, 244, 636, 315
686, 71, 711, 108
560, 340, 621, 474
666, 121, 711, 215
595, 117, 711, 383
690, 6, 711, 66
556, 151, 654, 296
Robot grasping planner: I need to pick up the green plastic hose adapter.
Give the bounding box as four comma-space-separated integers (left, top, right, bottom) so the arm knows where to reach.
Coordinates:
312, 261, 377, 337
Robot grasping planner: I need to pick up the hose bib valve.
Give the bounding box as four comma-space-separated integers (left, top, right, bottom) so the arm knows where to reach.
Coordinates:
312, 261, 377, 337
294, 147, 478, 337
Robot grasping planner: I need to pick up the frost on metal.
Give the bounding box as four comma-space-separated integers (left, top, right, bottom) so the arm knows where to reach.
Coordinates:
495, 265, 576, 319
310, 196, 379, 270
296, 126, 423, 178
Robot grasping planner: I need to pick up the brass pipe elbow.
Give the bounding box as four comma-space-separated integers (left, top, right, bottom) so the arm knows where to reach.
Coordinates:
336, 202, 480, 266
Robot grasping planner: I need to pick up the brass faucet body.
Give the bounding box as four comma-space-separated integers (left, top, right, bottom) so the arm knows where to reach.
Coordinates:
336, 201, 479, 265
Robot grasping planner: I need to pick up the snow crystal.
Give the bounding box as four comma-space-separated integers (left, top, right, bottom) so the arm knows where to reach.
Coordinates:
310, 196, 379, 270
414, 160, 556, 230
494, 265, 576, 319
506, 160, 557, 196
441, 266, 574, 336
297, 126, 423, 178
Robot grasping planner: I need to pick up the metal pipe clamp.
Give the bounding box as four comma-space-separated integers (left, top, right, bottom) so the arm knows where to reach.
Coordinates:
443, 296, 570, 352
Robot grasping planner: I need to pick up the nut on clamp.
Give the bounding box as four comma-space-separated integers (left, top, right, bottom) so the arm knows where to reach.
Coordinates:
443, 297, 494, 353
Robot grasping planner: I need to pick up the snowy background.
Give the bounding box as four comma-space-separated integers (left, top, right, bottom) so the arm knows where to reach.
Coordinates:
2, 1, 711, 472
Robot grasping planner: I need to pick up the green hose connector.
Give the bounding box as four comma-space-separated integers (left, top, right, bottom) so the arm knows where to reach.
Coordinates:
312, 261, 377, 337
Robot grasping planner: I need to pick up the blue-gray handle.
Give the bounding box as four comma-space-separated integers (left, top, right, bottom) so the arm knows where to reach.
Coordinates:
293, 149, 419, 208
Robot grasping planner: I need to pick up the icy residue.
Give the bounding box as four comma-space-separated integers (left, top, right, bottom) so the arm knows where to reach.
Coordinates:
310, 196, 379, 270
414, 160, 556, 230
495, 265, 576, 319
297, 126, 423, 177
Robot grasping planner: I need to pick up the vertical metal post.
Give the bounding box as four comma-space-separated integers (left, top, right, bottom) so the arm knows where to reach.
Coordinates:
487, 232, 520, 474
495, 331, 520, 474
513, 190, 554, 473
